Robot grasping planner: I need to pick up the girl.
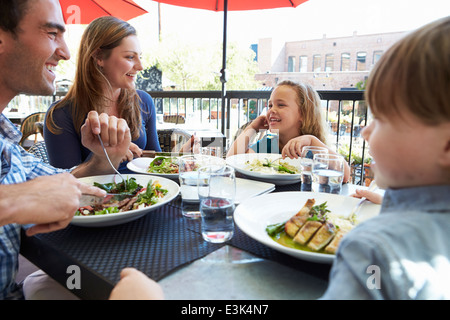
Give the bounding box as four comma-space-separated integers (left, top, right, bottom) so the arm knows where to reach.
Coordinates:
227, 80, 350, 182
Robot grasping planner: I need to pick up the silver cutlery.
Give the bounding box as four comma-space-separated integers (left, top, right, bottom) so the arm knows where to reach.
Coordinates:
349, 180, 378, 224
97, 134, 125, 183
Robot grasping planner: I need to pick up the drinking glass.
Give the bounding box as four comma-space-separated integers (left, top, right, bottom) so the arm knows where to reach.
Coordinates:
312, 154, 345, 194
300, 146, 328, 191
198, 165, 236, 243
200, 146, 223, 158
178, 155, 224, 218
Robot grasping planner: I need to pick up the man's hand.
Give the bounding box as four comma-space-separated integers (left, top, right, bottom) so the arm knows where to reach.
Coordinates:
0, 173, 106, 235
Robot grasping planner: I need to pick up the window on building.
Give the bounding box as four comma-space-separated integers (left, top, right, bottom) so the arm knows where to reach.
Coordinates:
299, 55, 308, 72
313, 54, 321, 72
288, 56, 295, 72
373, 50, 383, 65
341, 53, 350, 71
356, 51, 367, 71
325, 54, 334, 72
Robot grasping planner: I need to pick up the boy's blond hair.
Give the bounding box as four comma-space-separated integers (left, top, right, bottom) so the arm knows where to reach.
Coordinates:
366, 16, 450, 125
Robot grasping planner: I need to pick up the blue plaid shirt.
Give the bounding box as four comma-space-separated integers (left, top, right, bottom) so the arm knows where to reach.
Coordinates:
0, 114, 65, 299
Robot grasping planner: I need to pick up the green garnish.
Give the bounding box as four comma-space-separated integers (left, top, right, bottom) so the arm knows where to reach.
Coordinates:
307, 202, 331, 222
262, 158, 296, 174
265, 221, 287, 237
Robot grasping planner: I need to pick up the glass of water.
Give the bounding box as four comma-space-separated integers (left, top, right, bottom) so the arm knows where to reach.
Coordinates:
178, 155, 224, 219
312, 154, 345, 194
300, 146, 328, 191
200, 146, 223, 158
198, 165, 236, 243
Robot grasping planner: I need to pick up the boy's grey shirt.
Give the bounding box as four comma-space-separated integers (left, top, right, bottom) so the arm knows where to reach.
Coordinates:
321, 185, 450, 300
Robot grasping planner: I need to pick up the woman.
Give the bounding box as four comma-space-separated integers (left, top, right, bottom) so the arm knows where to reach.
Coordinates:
45, 16, 161, 172
227, 80, 350, 181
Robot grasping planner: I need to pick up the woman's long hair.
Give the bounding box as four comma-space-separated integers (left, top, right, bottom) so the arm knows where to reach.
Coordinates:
46, 16, 142, 139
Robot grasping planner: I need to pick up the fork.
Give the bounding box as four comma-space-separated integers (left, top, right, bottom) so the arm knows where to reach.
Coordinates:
349, 180, 378, 224
97, 134, 125, 184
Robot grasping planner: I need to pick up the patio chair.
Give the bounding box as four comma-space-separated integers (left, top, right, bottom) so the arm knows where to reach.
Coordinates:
27, 141, 49, 164
19, 112, 46, 148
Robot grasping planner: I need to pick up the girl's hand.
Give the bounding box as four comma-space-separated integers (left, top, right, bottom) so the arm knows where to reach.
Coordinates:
249, 115, 269, 131
281, 135, 316, 159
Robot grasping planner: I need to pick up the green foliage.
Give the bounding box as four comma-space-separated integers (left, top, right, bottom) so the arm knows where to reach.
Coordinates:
143, 34, 261, 90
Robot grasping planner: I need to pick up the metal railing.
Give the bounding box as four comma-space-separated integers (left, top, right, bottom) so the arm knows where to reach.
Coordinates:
6, 89, 371, 185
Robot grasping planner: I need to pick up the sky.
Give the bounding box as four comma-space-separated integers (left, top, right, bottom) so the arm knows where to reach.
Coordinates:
130, 0, 449, 48
60, 0, 448, 81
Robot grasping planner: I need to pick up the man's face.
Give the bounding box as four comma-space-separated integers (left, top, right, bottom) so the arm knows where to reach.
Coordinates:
0, 0, 70, 99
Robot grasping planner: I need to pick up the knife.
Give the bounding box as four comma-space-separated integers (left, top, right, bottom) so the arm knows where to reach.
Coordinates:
140, 150, 193, 158
79, 193, 128, 207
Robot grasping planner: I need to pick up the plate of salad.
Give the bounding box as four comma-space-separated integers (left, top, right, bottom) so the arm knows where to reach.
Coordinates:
127, 157, 179, 180
72, 174, 180, 227
226, 153, 302, 185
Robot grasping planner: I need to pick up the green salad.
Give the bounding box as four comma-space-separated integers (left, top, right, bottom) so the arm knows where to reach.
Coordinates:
147, 156, 179, 174
76, 177, 168, 216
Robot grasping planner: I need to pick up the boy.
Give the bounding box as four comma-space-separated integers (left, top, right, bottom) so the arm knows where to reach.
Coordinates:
320, 16, 450, 299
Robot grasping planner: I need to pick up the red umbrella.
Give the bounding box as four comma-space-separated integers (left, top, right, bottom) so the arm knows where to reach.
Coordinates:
59, 0, 148, 24
152, 0, 307, 11
152, 0, 308, 130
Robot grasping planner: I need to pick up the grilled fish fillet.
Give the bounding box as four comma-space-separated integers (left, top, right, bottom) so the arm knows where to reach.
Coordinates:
293, 220, 322, 245
324, 229, 349, 254
308, 223, 336, 251
284, 199, 315, 237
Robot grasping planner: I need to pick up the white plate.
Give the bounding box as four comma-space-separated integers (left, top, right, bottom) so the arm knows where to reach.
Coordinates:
226, 153, 302, 185
127, 157, 179, 180
234, 192, 381, 264
72, 174, 180, 227
182, 178, 275, 204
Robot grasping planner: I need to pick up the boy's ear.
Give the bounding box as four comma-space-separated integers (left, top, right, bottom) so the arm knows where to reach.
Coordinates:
438, 137, 450, 168
0, 29, 13, 55
0, 30, 5, 55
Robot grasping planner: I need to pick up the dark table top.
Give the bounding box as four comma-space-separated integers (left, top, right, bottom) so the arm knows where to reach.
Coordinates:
20, 181, 332, 300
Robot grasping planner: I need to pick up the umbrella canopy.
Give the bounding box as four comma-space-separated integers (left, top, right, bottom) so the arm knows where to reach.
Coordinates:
152, 0, 308, 132
153, 0, 307, 11
59, 0, 148, 24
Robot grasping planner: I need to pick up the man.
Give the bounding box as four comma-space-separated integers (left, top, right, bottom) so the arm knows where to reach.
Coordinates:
0, 0, 131, 299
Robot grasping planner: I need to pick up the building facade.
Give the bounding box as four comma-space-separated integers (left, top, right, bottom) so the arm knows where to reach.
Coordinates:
255, 31, 407, 90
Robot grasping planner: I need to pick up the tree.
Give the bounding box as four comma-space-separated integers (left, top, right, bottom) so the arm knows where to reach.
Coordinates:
148, 34, 261, 90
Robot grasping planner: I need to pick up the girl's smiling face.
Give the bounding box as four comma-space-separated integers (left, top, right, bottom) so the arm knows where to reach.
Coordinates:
267, 85, 302, 139
97, 35, 143, 93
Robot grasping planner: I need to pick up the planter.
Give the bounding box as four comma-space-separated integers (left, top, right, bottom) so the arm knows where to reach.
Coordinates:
351, 163, 374, 186
363, 163, 374, 186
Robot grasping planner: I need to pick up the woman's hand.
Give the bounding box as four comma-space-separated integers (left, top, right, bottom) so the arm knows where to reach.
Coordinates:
78, 111, 131, 174
122, 143, 142, 162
